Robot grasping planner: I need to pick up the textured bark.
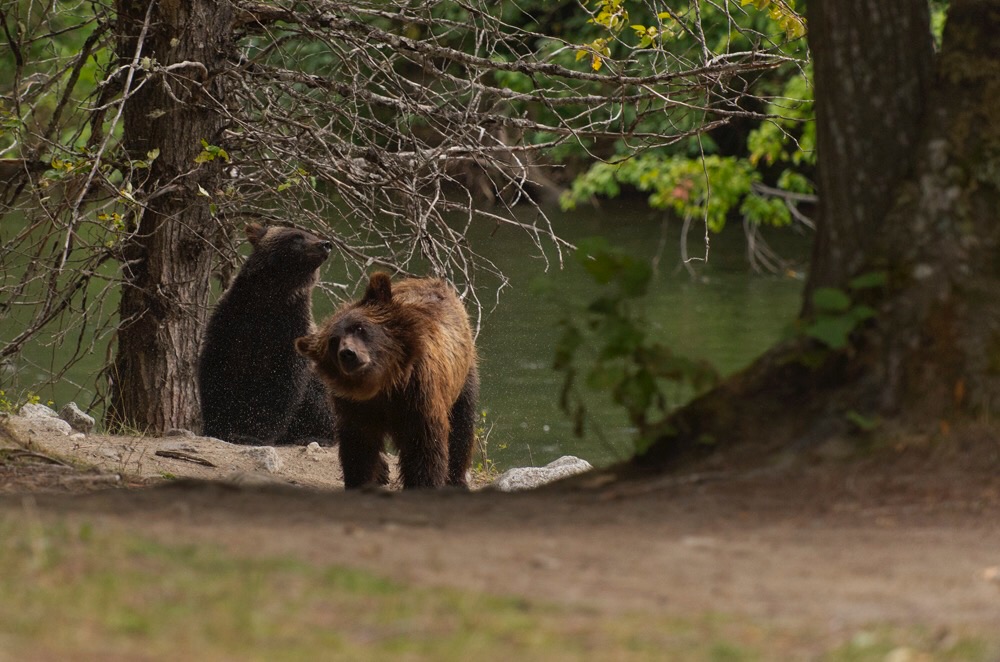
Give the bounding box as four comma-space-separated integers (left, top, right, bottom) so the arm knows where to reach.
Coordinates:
804, 0, 934, 302
641, 1, 1000, 468
878, 0, 1000, 414
106, 0, 234, 432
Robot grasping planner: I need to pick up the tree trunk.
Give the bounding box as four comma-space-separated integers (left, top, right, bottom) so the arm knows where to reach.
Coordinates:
878, 0, 1000, 415
106, 0, 233, 432
804, 0, 934, 301
639, 0, 1000, 469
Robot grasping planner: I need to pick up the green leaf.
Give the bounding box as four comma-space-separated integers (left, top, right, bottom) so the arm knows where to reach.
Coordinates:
586, 295, 618, 316
848, 271, 888, 290
845, 410, 879, 432
804, 315, 856, 349
849, 304, 877, 323
598, 317, 644, 358
811, 287, 851, 313
585, 365, 625, 391
616, 258, 652, 297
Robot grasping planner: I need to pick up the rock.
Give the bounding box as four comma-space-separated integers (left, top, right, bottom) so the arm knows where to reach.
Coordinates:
69, 433, 86, 442
304, 441, 325, 462
59, 402, 95, 433
17, 403, 73, 435
239, 446, 283, 473
99, 448, 122, 461
493, 455, 593, 492
19, 402, 59, 419
223, 471, 285, 487
164, 428, 196, 438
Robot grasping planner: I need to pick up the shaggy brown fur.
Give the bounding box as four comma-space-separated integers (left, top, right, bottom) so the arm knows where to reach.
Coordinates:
296, 273, 479, 489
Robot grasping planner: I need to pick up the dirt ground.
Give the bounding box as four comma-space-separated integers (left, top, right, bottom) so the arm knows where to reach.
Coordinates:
2, 411, 1000, 656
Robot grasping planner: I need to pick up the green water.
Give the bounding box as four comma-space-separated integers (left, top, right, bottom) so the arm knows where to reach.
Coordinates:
2, 202, 806, 468
468, 202, 806, 467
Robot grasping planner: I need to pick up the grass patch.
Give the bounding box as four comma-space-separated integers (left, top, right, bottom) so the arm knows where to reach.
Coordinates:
0, 515, 996, 661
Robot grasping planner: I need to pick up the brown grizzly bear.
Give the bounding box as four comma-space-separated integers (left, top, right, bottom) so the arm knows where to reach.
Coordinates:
295, 272, 479, 489
198, 223, 336, 446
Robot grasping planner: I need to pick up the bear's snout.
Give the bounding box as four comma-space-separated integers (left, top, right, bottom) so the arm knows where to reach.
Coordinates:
307, 240, 332, 262
338, 346, 365, 373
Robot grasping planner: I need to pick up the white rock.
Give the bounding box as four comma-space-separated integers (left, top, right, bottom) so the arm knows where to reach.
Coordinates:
99, 448, 122, 461
493, 455, 593, 492
19, 403, 59, 419
59, 402, 95, 433
69, 433, 86, 442
17, 403, 72, 435
239, 446, 283, 473
305, 441, 323, 454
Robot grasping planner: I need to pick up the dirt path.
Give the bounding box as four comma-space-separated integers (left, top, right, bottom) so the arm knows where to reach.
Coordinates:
3, 412, 1000, 656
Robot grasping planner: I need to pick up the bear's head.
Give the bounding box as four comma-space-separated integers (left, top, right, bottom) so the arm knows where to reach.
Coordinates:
296, 273, 418, 401
243, 223, 333, 288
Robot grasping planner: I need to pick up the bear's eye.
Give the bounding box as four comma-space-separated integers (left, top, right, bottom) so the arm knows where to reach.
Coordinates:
349, 323, 365, 337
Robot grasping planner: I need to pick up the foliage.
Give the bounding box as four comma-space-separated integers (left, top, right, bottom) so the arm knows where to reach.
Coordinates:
551, 238, 718, 454
559, 0, 813, 254
471, 408, 505, 480
796, 272, 886, 351
562, 70, 815, 234
0, 390, 43, 415
562, 153, 768, 232
738, 0, 806, 40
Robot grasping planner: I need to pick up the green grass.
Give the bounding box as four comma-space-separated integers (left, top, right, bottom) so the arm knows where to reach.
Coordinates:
0, 516, 996, 661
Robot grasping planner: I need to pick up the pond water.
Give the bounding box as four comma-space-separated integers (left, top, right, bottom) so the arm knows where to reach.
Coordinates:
4, 201, 807, 469
466, 202, 807, 468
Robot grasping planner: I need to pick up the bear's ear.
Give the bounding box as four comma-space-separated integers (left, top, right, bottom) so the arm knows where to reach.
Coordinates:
294, 335, 319, 359
245, 223, 268, 247
361, 272, 393, 306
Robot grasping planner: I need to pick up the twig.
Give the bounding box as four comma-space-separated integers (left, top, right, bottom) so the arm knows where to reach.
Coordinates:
0, 449, 73, 467
154, 450, 217, 467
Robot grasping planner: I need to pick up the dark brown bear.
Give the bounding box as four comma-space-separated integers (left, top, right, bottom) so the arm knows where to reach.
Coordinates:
198, 223, 336, 446
295, 272, 479, 489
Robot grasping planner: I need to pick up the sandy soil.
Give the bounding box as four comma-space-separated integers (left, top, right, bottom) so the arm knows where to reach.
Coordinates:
2, 411, 1000, 653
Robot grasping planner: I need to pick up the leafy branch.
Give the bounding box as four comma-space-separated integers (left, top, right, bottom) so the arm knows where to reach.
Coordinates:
551, 238, 719, 454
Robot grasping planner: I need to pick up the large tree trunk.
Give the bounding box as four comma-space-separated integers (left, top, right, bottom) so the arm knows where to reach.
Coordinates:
106, 0, 233, 432
878, 0, 1000, 415
639, 0, 1000, 469
804, 0, 934, 300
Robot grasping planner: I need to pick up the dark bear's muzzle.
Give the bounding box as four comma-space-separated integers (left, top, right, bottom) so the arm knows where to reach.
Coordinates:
338, 347, 363, 373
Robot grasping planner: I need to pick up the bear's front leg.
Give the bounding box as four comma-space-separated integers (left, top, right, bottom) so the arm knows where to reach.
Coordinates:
396, 415, 450, 489
337, 421, 389, 489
